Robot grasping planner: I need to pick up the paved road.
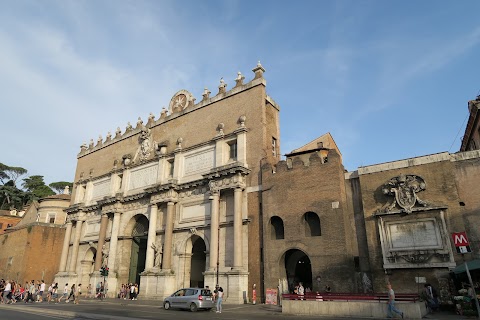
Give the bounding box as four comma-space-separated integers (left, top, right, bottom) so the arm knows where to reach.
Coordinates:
0, 300, 337, 320
0, 299, 462, 320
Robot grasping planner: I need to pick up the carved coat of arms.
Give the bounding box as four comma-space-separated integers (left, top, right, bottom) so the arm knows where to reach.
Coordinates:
380, 174, 428, 214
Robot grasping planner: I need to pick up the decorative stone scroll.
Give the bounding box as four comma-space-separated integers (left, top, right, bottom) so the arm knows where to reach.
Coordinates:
378, 174, 428, 214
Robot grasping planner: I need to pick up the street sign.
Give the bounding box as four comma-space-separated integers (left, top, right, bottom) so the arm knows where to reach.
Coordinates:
452, 231, 472, 254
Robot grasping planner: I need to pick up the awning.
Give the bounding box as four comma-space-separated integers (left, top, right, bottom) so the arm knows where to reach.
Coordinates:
452, 259, 480, 275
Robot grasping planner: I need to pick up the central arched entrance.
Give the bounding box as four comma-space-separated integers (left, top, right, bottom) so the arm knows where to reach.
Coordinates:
284, 249, 312, 292
189, 235, 206, 288
128, 215, 149, 285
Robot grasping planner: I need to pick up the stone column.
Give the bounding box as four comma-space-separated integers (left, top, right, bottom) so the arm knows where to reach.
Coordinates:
107, 211, 121, 272
145, 203, 158, 270
162, 202, 175, 270
233, 187, 243, 269
94, 214, 109, 271
208, 191, 220, 272
59, 221, 73, 272
69, 219, 84, 273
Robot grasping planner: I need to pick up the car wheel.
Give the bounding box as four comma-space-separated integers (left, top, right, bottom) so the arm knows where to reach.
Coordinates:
189, 303, 198, 312
164, 301, 170, 310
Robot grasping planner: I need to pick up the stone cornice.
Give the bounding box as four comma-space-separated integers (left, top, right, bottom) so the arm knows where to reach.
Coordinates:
374, 205, 448, 217
65, 203, 83, 214
202, 162, 251, 180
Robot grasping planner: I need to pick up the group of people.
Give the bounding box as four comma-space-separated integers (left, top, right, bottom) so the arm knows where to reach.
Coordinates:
118, 283, 139, 300
0, 279, 82, 305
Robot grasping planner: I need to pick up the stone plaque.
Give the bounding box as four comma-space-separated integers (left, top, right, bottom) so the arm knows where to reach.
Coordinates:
129, 163, 159, 190
180, 202, 211, 222
92, 178, 111, 200
85, 218, 101, 236
184, 148, 215, 176
387, 220, 441, 250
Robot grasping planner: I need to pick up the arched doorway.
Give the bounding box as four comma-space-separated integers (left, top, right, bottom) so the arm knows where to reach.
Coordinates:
128, 215, 149, 285
189, 235, 206, 288
283, 249, 312, 293
81, 247, 96, 288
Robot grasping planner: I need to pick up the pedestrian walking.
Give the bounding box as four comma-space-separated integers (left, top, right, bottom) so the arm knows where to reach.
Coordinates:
3, 280, 12, 304
74, 284, 82, 304
386, 283, 404, 319
67, 284, 75, 303
59, 283, 68, 303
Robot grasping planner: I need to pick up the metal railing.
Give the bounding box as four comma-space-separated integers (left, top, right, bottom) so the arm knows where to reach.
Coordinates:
282, 292, 420, 303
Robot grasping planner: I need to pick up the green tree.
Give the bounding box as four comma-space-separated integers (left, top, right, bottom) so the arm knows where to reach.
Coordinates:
0, 162, 27, 186
49, 181, 73, 194
0, 162, 28, 209
22, 175, 55, 200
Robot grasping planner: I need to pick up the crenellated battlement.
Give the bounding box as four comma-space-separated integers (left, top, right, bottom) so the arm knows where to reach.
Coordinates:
77, 62, 269, 158
262, 148, 342, 177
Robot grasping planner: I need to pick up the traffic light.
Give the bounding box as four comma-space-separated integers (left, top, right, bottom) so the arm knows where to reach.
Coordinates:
100, 266, 109, 277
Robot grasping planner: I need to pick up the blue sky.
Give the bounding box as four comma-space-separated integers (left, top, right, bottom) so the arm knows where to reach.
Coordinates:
1, 1, 480, 186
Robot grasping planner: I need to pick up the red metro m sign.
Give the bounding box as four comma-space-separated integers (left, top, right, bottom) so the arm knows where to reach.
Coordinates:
452, 231, 472, 254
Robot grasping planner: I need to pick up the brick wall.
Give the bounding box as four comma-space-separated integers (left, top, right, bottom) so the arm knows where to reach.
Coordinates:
0, 224, 65, 284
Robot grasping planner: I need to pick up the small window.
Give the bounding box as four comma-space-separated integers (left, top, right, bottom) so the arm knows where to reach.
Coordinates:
272, 137, 277, 157
174, 289, 186, 296
270, 216, 284, 240
118, 174, 123, 191
185, 289, 196, 296
304, 212, 321, 237
201, 289, 212, 296
46, 213, 56, 224
354, 256, 360, 271
228, 140, 237, 160
168, 159, 175, 178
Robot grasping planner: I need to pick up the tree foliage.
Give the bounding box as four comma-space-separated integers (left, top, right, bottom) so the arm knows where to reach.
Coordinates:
22, 175, 55, 199
49, 181, 73, 194
0, 163, 68, 210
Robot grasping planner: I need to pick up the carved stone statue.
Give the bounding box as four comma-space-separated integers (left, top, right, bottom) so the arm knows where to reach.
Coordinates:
101, 244, 109, 267
151, 242, 162, 268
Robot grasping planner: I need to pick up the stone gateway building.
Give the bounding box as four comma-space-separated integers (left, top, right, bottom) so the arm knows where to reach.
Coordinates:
55, 64, 480, 303
55, 63, 278, 303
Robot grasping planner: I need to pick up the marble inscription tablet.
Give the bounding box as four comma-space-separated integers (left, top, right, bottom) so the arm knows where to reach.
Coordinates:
92, 178, 111, 200
181, 202, 211, 222
129, 163, 158, 190
387, 220, 440, 250
184, 148, 215, 176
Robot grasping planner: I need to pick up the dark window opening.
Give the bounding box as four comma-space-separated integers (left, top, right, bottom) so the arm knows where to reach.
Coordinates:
304, 212, 321, 237
270, 216, 284, 240
354, 256, 360, 271
228, 141, 237, 160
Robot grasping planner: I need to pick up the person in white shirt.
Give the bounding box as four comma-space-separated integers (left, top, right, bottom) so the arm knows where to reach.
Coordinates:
215, 286, 224, 313
3, 280, 12, 304
39, 280, 46, 302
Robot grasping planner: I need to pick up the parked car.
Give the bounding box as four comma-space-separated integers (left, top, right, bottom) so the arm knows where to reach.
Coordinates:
163, 287, 214, 312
